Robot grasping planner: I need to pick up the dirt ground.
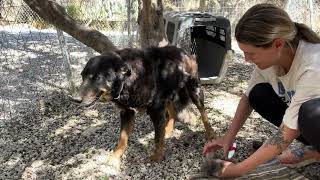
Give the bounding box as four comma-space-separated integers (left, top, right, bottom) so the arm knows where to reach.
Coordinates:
0, 27, 319, 179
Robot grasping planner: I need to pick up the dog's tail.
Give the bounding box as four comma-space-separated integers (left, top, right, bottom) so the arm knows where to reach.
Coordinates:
174, 87, 190, 112
173, 87, 198, 124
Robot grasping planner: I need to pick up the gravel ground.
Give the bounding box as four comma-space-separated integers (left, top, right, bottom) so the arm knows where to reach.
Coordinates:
0, 26, 319, 179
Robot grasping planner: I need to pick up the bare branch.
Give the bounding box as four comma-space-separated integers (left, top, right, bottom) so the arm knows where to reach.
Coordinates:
23, 0, 117, 54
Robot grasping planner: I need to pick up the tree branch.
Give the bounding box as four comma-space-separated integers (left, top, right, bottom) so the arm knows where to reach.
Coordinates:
23, 0, 117, 54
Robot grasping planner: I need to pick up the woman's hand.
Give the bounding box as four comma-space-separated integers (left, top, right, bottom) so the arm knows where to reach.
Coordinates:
219, 160, 244, 177
203, 134, 235, 158
202, 158, 244, 178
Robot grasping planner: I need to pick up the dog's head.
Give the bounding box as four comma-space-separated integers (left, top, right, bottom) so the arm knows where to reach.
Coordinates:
76, 52, 131, 106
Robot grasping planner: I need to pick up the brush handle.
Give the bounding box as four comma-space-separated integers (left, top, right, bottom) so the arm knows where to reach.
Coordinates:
227, 142, 237, 159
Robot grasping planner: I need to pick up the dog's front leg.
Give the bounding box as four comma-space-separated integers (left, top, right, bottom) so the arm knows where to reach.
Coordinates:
147, 105, 166, 162
108, 109, 135, 167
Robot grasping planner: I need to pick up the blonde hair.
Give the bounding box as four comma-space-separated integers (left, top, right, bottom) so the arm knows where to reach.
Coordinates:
235, 3, 320, 48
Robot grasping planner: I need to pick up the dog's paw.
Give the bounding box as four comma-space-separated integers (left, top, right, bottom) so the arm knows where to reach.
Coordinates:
107, 155, 121, 169
149, 153, 164, 162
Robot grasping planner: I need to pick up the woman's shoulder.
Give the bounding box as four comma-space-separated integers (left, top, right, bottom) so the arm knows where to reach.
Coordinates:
296, 41, 320, 66
299, 41, 320, 56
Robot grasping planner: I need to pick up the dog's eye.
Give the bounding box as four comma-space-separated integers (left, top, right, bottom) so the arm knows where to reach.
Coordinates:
94, 74, 103, 81
88, 74, 94, 79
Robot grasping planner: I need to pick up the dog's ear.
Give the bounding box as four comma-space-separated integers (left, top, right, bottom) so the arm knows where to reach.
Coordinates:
106, 51, 131, 77
111, 77, 124, 99
111, 63, 131, 99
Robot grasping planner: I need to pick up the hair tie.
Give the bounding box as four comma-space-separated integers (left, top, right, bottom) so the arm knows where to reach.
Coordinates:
293, 22, 300, 37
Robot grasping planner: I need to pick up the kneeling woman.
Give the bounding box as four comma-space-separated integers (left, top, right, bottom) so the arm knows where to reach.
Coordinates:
203, 3, 320, 177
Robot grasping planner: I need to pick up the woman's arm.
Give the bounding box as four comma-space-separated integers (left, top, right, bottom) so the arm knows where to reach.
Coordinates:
220, 124, 300, 177
203, 94, 253, 156
227, 94, 253, 138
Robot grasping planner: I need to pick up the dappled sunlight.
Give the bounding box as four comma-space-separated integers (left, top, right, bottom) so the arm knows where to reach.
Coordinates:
34, 81, 67, 91
0, 99, 30, 119
3, 156, 22, 168
137, 128, 187, 147
59, 148, 115, 179
137, 131, 154, 146
53, 116, 83, 136
51, 109, 106, 137
21, 160, 44, 179
19, 148, 119, 179
1, 51, 37, 68
83, 109, 100, 118
206, 90, 240, 117
69, 51, 89, 58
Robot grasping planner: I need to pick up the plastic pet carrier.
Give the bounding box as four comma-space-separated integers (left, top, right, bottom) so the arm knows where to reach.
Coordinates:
163, 12, 233, 84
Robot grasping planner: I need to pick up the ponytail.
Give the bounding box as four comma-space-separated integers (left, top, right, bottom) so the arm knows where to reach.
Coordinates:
294, 22, 320, 44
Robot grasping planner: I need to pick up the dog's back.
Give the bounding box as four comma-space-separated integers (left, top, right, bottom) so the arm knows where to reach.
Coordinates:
114, 46, 199, 108
145, 46, 198, 78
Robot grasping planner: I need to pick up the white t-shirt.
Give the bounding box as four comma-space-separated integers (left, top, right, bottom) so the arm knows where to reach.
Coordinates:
245, 40, 320, 130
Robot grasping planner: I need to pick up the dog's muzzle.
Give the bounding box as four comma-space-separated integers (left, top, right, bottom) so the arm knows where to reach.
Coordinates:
71, 91, 102, 107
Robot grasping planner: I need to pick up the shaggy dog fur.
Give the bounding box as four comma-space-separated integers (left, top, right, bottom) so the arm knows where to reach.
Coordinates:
76, 46, 214, 163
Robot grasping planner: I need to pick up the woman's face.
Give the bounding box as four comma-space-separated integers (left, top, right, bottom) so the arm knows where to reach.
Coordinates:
237, 41, 282, 69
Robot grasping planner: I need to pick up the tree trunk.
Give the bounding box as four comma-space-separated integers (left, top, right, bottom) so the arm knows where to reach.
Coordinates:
199, 0, 206, 12
23, 0, 117, 54
138, 0, 166, 48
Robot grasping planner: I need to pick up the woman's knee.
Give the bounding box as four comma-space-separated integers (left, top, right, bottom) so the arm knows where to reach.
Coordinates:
298, 98, 320, 151
248, 83, 287, 126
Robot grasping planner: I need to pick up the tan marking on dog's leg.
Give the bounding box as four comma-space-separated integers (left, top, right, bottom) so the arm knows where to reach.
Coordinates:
200, 110, 215, 140
108, 113, 134, 168
165, 102, 176, 138
113, 128, 131, 158
108, 129, 129, 168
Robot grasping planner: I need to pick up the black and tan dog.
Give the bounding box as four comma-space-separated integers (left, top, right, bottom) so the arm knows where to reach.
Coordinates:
76, 46, 214, 165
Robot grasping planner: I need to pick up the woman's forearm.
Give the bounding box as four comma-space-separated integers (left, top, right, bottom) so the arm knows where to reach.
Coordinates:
238, 124, 299, 174
228, 94, 253, 137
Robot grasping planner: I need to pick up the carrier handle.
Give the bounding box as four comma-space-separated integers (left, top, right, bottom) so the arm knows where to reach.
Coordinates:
194, 17, 216, 22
